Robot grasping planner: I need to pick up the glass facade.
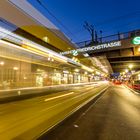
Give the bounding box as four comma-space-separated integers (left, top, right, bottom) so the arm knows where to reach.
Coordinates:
0, 26, 96, 90
0, 41, 90, 90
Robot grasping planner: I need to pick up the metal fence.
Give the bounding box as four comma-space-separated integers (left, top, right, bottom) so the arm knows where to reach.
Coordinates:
76, 29, 140, 48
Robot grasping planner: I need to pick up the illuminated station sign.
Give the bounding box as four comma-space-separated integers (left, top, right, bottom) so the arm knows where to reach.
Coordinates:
132, 36, 140, 45
60, 41, 121, 56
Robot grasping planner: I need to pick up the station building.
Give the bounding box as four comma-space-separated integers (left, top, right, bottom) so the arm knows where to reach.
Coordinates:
0, 0, 106, 89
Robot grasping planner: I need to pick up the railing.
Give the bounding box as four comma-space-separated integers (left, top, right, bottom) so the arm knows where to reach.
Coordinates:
76, 29, 140, 48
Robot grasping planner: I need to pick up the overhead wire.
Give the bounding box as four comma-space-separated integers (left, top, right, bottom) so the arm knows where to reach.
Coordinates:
35, 1, 140, 42
74, 11, 140, 35
36, 0, 78, 40
75, 12, 140, 42
94, 10, 140, 27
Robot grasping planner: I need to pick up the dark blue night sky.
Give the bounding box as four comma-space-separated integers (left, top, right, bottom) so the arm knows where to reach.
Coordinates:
28, 0, 140, 42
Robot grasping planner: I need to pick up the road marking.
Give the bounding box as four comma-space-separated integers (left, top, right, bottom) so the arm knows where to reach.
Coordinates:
44, 92, 74, 102
71, 87, 109, 124
0, 85, 108, 138
44, 85, 94, 102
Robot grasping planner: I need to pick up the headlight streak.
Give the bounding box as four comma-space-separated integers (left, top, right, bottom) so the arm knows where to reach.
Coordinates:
0, 26, 96, 73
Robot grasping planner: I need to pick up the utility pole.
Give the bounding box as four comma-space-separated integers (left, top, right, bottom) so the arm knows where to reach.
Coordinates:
100, 30, 103, 43
83, 21, 95, 44
95, 30, 98, 43
118, 32, 120, 40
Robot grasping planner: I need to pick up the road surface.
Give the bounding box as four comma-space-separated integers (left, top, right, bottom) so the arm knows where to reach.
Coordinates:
0, 82, 108, 140
39, 85, 140, 140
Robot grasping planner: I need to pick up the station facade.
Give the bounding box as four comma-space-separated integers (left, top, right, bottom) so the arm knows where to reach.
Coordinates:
0, 27, 92, 90
0, 0, 107, 90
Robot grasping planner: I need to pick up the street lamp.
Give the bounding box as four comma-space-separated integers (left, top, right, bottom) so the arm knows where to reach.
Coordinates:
75, 69, 79, 72
128, 64, 133, 69
84, 71, 88, 75
125, 69, 128, 73
13, 67, 19, 71
138, 48, 140, 52
138, 47, 140, 52
0, 61, 4, 66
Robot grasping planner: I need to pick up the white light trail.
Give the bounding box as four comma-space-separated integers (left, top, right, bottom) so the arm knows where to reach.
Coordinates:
44, 92, 74, 102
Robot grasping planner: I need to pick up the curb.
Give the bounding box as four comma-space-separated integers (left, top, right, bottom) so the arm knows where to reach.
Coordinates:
123, 85, 140, 95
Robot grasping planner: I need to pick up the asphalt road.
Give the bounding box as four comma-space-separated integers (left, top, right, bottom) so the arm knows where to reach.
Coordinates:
39, 85, 140, 140
0, 82, 108, 140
